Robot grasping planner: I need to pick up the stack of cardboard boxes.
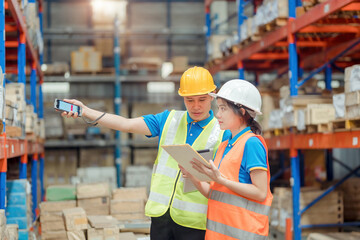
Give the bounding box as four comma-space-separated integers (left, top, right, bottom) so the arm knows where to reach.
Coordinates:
40, 201, 77, 240
76, 183, 110, 216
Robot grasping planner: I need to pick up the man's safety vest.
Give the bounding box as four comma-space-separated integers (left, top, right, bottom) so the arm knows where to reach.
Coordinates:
145, 110, 224, 230
206, 132, 273, 240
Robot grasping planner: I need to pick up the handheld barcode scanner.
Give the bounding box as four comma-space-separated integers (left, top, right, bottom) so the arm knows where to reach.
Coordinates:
54, 99, 82, 117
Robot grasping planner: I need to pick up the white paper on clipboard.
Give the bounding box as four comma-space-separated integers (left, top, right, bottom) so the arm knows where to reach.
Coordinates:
182, 149, 213, 193
162, 144, 213, 182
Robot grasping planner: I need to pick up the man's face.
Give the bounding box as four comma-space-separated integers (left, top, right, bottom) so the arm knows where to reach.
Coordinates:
183, 94, 213, 121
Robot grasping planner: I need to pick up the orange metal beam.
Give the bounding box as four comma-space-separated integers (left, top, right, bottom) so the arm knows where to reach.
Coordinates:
5, 24, 17, 32
299, 25, 360, 34
274, 41, 327, 47
5, 41, 18, 47
249, 53, 289, 60
342, 2, 360, 10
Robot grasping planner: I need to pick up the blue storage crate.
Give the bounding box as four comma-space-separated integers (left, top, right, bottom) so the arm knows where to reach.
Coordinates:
18, 230, 29, 240
7, 217, 28, 229
6, 205, 27, 218
6, 180, 29, 194
6, 193, 27, 206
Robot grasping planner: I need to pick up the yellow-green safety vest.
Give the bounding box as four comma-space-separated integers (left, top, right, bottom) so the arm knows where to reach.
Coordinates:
145, 110, 224, 230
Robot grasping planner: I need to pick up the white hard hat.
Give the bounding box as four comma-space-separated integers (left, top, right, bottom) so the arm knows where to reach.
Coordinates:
209, 79, 262, 116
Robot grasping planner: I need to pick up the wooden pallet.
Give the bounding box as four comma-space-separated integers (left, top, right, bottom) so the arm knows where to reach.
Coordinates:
306, 122, 333, 133
259, 18, 288, 34
332, 118, 360, 132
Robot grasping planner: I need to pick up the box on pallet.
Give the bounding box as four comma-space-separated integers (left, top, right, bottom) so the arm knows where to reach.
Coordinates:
125, 166, 152, 191
346, 105, 360, 119
77, 197, 110, 216
76, 182, 110, 199
171, 56, 188, 74
345, 90, 360, 106
207, 35, 229, 60
62, 207, 88, 231
272, 187, 343, 233
305, 104, 335, 125
111, 199, 147, 221
67, 230, 86, 240
71, 47, 102, 73
40, 201, 76, 233
345, 65, 360, 93
333, 93, 345, 119
76, 167, 117, 189
41, 230, 68, 240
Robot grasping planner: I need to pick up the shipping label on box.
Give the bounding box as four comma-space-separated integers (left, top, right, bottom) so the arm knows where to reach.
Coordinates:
62, 207, 88, 231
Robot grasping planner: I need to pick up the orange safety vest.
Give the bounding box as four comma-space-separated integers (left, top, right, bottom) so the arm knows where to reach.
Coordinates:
205, 132, 273, 240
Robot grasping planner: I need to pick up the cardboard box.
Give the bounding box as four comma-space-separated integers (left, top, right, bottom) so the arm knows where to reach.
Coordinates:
67, 230, 86, 240
77, 197, 110, 215
41, 221, 66, 232
346, 105, 360, 119
305, 104, 335, 125
62, 208, 88, 231
110, 199, 144, 215
76, 183, 110, 199
41, 230, 68, 240
345, 90, 360, 106
87, 216, 117, 229
87, 228, 103, 240
171, 56, 188, 73
40, 200, 77, 213
119, 232, 136, 240
104, 227, 120, 240
112, 188, 147, 201
112, 213, 147, 221
71, 50, 102, 73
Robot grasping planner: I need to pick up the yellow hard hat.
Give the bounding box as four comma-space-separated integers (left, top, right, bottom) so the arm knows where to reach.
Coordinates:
178, 66, 216, 96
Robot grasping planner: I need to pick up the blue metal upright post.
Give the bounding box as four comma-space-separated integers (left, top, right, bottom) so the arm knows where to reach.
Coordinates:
30, 62, 37, 113
0, 0, 6, 210
39, 153, 44, 201
18, 32, 26, 86
288, 0, 298, 96
325, 64, 332, 91
291, 148, 301, 239
205, 6, 211, 61
237, 0, 245, 79
114, 16, 122, 188
31, 154, 38, 221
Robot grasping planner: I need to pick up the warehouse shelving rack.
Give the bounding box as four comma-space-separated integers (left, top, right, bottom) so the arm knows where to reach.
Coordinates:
1, 0, 45, 222
204, 0, 360, 239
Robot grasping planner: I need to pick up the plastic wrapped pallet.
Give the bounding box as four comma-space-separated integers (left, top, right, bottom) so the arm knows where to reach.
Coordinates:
344, 65, 360, 93
62, 208, 88, 231
46, 185, 76, 201
333, 93, 345, 118
268, 109, 283, 129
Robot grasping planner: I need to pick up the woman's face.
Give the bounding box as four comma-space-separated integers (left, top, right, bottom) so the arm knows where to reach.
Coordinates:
215, 98, 242, 131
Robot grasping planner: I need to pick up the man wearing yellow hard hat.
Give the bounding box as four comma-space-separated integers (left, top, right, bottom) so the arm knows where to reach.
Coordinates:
61, 66, 230, 240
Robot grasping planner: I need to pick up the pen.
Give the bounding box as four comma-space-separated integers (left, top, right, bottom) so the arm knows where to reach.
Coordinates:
197, 149, 210, 154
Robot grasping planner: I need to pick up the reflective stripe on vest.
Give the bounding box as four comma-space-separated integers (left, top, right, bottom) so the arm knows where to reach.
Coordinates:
207, 220, 268, 240
206, 132, 272, 239
145, 110, 224, 230
210, 190, 270, 216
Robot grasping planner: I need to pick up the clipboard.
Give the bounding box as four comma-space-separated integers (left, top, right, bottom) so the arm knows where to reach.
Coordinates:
162, 144, 213, 182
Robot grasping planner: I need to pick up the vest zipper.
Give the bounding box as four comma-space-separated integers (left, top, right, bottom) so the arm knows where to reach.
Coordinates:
169, 170, 181, 209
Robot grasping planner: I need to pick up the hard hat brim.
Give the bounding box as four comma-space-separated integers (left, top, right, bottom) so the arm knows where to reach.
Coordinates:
208, 92, 263, 115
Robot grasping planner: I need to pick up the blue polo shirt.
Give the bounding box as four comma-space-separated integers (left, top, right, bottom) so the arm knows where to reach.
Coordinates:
217, 127, 267, 184
142, 109, 231, 145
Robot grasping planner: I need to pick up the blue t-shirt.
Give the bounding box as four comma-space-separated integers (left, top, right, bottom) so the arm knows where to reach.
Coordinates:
142, 109, 231, 145
217, 127, 267, 184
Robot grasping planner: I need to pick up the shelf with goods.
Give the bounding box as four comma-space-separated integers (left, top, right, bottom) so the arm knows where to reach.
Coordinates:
204, 0, 360, 239
1, 0, 45, 235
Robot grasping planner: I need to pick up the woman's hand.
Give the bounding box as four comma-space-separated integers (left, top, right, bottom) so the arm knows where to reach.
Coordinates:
191, 159, 224, 184
60, 99, 87, 119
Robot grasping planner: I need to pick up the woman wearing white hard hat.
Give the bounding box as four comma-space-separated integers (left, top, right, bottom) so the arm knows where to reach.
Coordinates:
180, 79, 273, 240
